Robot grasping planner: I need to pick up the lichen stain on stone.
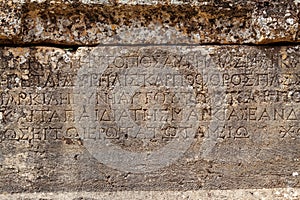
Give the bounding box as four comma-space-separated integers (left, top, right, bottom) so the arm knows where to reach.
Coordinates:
0, 0, 297, 45
0, 1, 298, 44
20, 2, 253, 45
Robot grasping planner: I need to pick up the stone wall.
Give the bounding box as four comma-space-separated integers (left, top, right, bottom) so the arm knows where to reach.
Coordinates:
0, 1, 299, 199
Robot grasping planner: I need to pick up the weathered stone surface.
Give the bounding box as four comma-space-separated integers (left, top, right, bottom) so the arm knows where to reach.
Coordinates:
0, 0, 299, 198
0, 1, 22, 42
1, 188, 300, 200
0, 45, 299, 193
0, 0, 300, 45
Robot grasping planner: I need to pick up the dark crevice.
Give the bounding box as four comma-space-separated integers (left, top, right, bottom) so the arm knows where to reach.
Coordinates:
0, 42, 299, 50
0, 43, 97, 51
245, 41, 300, 46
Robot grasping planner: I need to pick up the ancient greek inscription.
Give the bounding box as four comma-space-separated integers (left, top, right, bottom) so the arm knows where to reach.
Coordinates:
74, 47, 216, 172
0, 46, 299, 175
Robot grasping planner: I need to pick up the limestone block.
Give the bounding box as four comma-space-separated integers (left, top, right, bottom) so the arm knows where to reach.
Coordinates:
0, 46, 299, 193
0, 0, 299, 44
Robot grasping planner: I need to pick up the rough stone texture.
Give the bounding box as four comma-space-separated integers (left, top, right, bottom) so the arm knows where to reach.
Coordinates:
1, 0, 300, 198
0, 46, 299, 194
0, 1, 22, 42
0, 0, 300, 45
0, 188, 300, 200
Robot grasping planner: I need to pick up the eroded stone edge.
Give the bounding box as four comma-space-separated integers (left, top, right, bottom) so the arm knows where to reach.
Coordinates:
0, 0, 299, 45
0, 188, 299, 200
